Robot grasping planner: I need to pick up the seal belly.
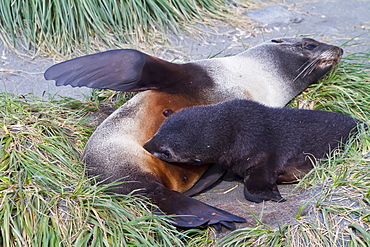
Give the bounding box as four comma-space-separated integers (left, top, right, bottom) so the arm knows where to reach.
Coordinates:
83, 90, 208, 192
147, 154, 210, 192
138, 91, 210, 191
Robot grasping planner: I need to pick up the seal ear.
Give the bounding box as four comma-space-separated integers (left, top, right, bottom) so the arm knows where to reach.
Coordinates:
44, 49, 183, 92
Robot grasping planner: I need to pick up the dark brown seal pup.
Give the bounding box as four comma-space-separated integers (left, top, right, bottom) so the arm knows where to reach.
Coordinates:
44, 38, 343, 229
144, 99, 359, 203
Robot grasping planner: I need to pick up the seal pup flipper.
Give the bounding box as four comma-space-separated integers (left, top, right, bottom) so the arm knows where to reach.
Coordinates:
243, 186, 285, 203
44, 49, 184, 92
183, 164, 226, 196
243, 163, 286, 203
149, 185, 246, 229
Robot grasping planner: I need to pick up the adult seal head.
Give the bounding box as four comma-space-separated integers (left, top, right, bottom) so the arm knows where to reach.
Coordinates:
44, 37, 343, 229
144, 99, 360, 203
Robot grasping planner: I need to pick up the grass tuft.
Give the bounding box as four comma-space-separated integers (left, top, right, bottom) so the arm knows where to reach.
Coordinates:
0, 93, 211, 246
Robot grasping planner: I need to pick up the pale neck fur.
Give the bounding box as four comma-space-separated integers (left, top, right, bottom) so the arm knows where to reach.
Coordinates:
194, 54, 294, 107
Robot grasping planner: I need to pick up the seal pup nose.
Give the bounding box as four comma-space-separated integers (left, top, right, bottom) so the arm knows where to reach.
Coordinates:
143, 139, 157, 154
157, 149, 172, 160
143, 140, 173, 161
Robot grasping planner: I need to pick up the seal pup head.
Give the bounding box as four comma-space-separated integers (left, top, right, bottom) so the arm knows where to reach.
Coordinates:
143, 105, 232, 165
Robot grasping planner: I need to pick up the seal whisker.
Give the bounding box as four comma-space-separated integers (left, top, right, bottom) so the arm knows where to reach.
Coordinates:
297, 58, 317, 76
293, 59, 316, 81
296, 59, 312, 72
304, 59, 321, 76
305, 60, 321, 76
293, 57, 321, 82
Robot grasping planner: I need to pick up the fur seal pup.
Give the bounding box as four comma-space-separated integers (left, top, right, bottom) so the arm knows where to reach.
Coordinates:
144, 99, 359, 203
44, 37, 343, 229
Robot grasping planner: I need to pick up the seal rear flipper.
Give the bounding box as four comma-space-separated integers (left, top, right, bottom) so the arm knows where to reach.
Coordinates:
149, 186, 245, 229
44, 49, 184, 92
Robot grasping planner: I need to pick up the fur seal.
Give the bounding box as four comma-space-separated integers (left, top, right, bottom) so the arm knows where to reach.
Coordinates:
144, 99, 359, 203
44, 37, 343, 229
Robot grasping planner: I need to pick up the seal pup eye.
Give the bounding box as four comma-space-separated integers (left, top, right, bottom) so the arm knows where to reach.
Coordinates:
163, 109, 174, 117
304, 42, 318, 50
193, 158, 201, 163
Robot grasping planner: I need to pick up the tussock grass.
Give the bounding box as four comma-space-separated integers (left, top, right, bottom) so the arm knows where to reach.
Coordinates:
219, 51, 370, 246
0, 94, 211, 246
0, 0, 258, 57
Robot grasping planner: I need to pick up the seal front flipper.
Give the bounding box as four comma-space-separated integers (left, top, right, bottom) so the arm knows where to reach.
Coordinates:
149, 185, 245, 229
44, 49, 185, 92
243, 185, 285, 203
243, 164, 285, 203
183, 164, 226, 196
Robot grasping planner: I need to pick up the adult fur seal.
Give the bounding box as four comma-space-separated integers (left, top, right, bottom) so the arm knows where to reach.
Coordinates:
144, 99, 359, 203
44, 37, 343, 229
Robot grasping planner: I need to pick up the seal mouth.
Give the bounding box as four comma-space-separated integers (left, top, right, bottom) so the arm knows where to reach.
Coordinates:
317, 49, 343, 66
294, 47, 343, 82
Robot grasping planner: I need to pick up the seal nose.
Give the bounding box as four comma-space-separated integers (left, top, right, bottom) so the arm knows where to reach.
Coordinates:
151, 148, 175, 162
340, 48, 344, 56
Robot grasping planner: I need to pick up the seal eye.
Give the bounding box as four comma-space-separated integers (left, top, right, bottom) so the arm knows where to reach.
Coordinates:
163, 109, 174, 117
271, 39, 283, 43
304, 43, 318, 50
